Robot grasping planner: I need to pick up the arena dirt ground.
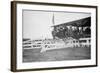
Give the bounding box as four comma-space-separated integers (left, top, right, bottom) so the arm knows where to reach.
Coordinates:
23, 47, 91, 62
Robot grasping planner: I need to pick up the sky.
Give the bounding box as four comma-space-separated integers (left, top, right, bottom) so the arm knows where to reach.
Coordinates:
23, 10, 91, 40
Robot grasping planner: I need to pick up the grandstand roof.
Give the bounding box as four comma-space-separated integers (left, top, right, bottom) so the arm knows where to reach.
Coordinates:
52, 17, 91, 27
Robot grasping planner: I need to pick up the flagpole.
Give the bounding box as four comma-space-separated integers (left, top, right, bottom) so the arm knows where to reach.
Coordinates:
52, 13, 55, 26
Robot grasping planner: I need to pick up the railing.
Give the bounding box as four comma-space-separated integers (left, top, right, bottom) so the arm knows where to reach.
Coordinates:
23, 38, 91, 52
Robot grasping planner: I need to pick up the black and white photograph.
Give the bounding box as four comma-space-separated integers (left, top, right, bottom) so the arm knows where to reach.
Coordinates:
23, 10, 91, 62
11, 1, 97, 71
